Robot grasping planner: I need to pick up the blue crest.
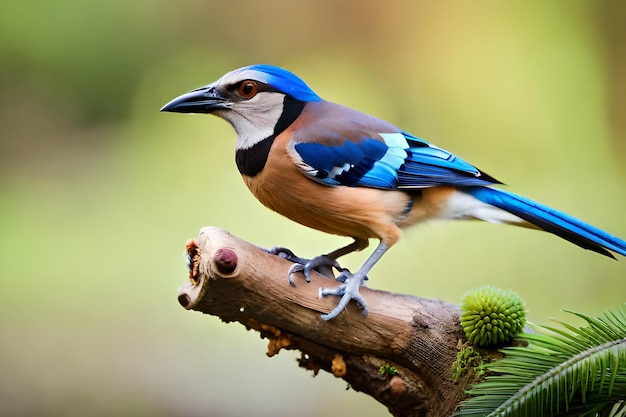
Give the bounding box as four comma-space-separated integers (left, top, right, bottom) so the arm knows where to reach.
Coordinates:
244, 64, 322, 102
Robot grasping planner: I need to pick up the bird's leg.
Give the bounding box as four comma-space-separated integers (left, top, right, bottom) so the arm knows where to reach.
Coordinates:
319, 241, 389, 321
325, 238, 370, 259
265, 238, 369, 284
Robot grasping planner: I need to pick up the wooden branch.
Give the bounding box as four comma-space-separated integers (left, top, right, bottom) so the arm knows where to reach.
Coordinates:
178, 227, 471, 417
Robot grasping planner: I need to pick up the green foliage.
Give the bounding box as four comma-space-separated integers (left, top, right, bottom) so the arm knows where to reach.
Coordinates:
452, 346, 486, 380
461, 286, 526, 347
379, 364, 398, 377
457, 304, 626, 417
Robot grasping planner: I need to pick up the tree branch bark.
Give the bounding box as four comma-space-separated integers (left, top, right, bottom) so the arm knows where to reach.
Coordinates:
177, 227, 471, 417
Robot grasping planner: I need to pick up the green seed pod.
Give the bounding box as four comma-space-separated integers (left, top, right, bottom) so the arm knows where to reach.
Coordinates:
460, 286, 526, 347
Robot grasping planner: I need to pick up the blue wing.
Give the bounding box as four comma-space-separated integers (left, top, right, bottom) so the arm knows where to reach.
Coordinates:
291, 131, 500, 190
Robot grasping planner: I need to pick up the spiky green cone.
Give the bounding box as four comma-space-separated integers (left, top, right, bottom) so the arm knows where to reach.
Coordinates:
460, 286, 526, 347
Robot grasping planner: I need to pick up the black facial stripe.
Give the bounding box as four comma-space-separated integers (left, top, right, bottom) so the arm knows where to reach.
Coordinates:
235, 96, 306, 177
273, 96, 306, 137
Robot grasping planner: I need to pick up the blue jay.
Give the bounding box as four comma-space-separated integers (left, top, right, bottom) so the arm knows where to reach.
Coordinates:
161, 64, 626, 320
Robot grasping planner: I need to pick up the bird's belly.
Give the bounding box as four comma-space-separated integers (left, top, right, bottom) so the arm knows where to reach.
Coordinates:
242, 169, 411, 243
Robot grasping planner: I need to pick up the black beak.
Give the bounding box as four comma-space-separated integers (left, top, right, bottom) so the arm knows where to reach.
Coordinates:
160, 85, 228, 114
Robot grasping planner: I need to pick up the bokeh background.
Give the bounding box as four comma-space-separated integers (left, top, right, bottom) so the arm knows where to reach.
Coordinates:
1, 1, 625, 416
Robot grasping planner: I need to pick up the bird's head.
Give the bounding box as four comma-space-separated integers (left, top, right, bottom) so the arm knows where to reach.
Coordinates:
161, 64, 321, 149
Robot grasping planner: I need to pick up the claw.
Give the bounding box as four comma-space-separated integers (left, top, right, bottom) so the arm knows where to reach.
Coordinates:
288, 255, 342, 284
287, 263, 304, 286
266, 246, 307, 264
266, 246, 342, 283
319, 272, 368, 320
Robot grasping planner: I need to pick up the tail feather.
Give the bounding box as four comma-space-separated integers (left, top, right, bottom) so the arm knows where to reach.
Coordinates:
462, 186, 626, 259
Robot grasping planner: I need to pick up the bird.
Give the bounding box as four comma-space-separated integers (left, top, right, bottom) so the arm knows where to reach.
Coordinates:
161, 64, 626, 320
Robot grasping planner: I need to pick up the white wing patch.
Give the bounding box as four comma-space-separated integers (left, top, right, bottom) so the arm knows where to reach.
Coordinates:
378, 133, 410, 172
328, 163, 352, 179
379, 133, 409, 147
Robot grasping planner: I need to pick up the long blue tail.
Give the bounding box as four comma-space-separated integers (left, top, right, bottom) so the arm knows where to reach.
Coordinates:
462, 186, 626, 259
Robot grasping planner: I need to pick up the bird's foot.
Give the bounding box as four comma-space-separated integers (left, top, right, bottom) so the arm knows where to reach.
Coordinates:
287, 255, 342, 285
319, 271, 368, 320
266, 246, 369, 319
265, 247, 341, 283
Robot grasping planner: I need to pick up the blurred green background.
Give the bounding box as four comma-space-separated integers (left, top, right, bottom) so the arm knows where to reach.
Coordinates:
1, 1, 625, 416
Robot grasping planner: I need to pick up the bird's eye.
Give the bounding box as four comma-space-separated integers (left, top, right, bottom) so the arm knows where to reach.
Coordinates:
237, 81, 258, 99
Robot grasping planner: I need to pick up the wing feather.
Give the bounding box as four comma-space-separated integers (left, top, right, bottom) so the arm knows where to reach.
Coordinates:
287, 103, 499, 189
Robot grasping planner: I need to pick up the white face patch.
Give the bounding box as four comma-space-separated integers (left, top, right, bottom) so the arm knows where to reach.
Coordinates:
217, 91, 286, 150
